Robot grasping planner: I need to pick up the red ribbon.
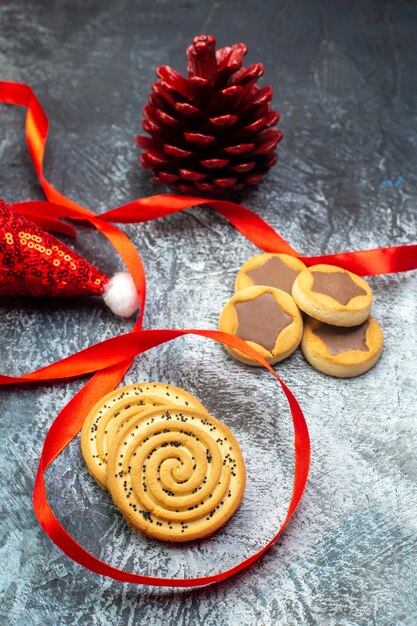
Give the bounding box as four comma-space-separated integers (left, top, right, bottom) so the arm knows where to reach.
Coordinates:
13, 196, 417, 277
0, 80, 415, 587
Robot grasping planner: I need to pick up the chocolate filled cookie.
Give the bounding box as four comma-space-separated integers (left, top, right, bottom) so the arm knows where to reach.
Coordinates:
292, 264, 372, 326
235, 253, 307, 295
219, 285, 303, 366
301, 316, 383, 377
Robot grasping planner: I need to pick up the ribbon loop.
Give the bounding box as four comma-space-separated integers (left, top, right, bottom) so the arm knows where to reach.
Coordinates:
34, 329, 310, 587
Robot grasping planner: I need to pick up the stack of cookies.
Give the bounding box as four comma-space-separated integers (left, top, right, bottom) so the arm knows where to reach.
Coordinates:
81, 382, 246, 542
219, 253, 383, 378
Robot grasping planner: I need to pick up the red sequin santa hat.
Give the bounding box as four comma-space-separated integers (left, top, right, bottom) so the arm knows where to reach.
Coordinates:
0, 199, 139, 317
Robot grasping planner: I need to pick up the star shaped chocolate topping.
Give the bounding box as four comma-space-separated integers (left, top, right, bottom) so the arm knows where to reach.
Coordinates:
246, 256, 300, 294
311, 271, 367, 305
234, 292, 293, 352
314, 320, 370, 356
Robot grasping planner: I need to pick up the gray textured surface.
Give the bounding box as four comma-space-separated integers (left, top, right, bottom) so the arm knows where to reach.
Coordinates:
1, 1, 417, 624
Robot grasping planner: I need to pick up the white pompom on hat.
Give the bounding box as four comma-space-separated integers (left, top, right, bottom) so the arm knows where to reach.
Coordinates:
103, 271, 140, 318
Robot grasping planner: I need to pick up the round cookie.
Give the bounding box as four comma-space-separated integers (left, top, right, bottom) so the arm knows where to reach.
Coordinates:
235, 253, 307, 295
219, 285, 303, 366
301, 316, 383, 378
292, 264, 372, 326
81, 382, 208, 489
107, 405, 246, 542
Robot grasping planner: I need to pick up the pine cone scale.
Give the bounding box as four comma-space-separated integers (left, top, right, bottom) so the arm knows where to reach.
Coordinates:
179, 169, 207, 181
231, 161, 255, 173
208, 114, 238, 128
184, 132, 216, 145
200, 158, 230, 169
164, 145, 192, 158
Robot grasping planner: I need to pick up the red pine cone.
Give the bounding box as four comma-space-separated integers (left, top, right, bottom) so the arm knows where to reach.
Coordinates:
137, 34, 282, 194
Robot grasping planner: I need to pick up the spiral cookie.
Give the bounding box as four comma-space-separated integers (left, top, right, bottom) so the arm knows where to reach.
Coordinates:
301, 316, 384, 377
219, 285, 303, 366
292, 264, 372, 326
107, 406, 246, 542
235, 253, 307, 295
81, 383, 208, 489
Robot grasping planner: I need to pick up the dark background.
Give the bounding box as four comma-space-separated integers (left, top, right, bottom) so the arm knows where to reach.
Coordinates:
1, 1, 416, 625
